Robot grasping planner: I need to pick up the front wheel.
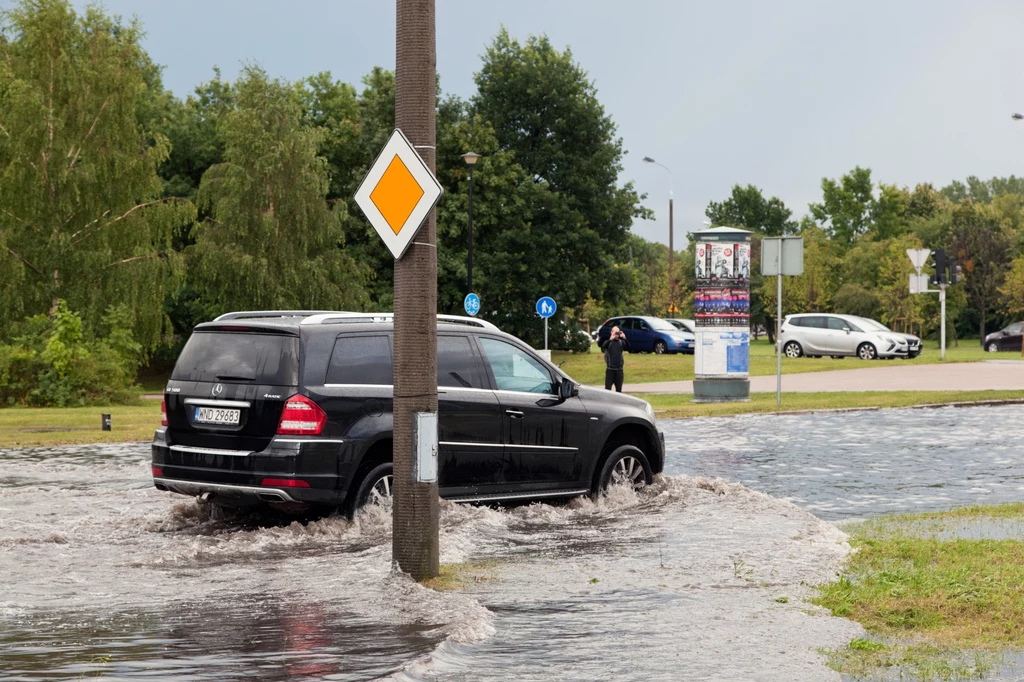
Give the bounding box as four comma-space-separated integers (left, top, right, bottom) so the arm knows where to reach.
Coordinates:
857, 343, 878, 360
348, 462, 393, 515
987, 342, 999, 353
783, 341, 803, 358
593, 444, 652, 498
654, 340, 668, 355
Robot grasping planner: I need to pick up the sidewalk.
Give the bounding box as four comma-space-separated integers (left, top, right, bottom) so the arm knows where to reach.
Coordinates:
622, 360, 1024, 394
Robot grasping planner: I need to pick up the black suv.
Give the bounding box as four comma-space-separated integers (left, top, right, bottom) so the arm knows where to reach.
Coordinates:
152, 311, 664, 514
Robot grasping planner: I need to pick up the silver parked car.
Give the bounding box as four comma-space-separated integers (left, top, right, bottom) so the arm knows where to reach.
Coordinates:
778, 313, 911, 360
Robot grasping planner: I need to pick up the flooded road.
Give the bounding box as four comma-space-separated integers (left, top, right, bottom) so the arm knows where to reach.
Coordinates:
3, 404, 1023, 680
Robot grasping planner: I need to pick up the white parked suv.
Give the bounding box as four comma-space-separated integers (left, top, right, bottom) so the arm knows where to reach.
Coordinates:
779, 313, 911, 360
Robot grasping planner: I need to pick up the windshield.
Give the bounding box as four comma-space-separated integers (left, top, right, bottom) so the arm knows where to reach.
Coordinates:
856, 317, 889, 332
647, 318, 677, 332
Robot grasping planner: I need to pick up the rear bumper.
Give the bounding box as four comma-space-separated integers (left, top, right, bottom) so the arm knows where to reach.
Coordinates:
151, 427, 359, 506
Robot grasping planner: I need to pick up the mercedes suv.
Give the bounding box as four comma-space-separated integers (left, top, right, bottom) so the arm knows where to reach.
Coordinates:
152, 311, 664, 514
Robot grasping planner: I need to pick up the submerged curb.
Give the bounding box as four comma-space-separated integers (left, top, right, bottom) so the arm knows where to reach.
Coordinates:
657, 398, 1024, 420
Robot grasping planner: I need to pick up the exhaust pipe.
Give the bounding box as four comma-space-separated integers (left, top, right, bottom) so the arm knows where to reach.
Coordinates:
258, 492, 287, 502
199, 492, 215, 503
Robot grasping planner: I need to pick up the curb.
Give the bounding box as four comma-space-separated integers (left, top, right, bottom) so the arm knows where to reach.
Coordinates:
656, 398, 1024, 420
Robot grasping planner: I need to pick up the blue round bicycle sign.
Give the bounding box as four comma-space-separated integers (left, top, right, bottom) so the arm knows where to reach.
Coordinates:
536, 296, 557, 318
464, 292, 481, 317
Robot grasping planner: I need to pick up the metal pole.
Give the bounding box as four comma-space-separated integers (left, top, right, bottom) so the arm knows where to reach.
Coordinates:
544, 317, 548, 351
940, 284, 946, 361
393, 0, 439, 581
777, 271, 782, 407
668, 196, 674, 312
467, 165, 473, 293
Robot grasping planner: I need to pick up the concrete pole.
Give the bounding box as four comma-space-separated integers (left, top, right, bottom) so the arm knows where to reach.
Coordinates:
668, 196, 674, 313
393, 0, 439, 581
776, 271, 782, 407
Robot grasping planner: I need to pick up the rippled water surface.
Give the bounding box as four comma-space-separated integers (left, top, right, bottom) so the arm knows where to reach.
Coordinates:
3, 404, 1024, 680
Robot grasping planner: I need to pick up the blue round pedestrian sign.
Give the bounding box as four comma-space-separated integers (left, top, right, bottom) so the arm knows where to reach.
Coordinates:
536, 296, 557, 318
464, 292, 481, 317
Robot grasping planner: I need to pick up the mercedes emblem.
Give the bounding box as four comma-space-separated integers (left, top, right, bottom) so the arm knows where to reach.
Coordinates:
212, 383, 223, 397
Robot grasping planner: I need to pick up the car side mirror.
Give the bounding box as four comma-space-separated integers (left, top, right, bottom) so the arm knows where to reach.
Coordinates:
843, 327, 851, 334
558, 378, 577, 400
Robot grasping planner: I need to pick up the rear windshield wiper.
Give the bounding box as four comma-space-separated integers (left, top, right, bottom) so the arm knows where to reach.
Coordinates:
214, 374, 255, 381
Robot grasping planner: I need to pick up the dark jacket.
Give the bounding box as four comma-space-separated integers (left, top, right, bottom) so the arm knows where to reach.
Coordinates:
600, 337, 630, 370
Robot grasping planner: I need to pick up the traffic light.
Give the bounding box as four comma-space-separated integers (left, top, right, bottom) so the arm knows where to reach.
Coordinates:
931, 248, 946, 286
947, 256, 963, 284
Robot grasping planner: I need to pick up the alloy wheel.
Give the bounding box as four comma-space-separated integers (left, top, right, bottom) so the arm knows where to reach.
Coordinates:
654, 341, 667, 355
611, 456, 646, 487
368, 474, 393, 505
858, 344, 877, 360
784, 342, 801, 358
987, 343, 999, 353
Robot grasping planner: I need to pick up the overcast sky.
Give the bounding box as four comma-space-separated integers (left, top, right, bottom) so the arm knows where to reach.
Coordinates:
68, 0, 1024, 245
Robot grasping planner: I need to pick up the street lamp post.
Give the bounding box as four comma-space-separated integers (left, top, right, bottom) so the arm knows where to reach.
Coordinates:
461, 152, 481, 293
643, 156, 674, 314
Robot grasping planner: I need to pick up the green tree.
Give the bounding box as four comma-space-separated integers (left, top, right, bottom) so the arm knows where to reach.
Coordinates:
949, 201, 1012, 338
705, 184, 797, 236
0, 0, 194, 349
999, 256, 1024, 322
187, 66, 369, 316
810, 166, 874, 246
472, 29, 648, 331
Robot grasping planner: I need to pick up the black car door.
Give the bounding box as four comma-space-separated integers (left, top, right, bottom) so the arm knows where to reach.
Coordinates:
436, 334, 508, 493
476, 336, 590, 490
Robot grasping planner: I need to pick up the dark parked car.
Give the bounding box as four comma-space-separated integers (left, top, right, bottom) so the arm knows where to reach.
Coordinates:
982, 322, 1023, 353
152, 311, 664, 514
596, 316, 694, 354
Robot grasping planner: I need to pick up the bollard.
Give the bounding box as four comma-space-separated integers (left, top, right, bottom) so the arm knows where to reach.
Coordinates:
101, 414, 111, 431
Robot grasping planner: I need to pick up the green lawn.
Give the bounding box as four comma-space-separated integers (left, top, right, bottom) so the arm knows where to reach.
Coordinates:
814, 503, 1024, 679
555, 338, 997, 386
0, 403, 162, 448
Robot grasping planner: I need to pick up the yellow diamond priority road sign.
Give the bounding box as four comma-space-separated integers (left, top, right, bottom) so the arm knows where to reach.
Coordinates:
355, 128, 443, 260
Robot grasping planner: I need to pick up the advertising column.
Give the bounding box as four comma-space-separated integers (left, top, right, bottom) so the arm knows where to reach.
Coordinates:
692, 227, 752, 402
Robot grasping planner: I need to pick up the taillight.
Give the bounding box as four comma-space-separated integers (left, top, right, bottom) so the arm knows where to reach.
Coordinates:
152, 466, 163, 477
276, 394, 326, 435
160, 399, 168, 426
261, 478, 311, 488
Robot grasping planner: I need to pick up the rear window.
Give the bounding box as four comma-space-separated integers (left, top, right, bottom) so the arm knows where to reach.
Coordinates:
326, 335, 393, 385
172, 332, 299, 385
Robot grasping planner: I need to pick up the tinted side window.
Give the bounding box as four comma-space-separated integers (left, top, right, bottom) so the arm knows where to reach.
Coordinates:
623, 318, 639, 331
479, 338, 554, 394
171, 332, 299, 385
805, 316, 827, 329
326, 335, 393, 385
826, 317, 848, 330
787, 317, 805, 327
438, 335, 485, 389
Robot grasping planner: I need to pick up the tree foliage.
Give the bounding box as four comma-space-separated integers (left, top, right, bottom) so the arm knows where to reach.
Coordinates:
706, 184, 797, 236
0, 0, 194, 349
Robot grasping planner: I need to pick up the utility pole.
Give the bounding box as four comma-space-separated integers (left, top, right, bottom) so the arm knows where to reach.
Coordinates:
668, 191, 675, 312
393, 0, 439, 581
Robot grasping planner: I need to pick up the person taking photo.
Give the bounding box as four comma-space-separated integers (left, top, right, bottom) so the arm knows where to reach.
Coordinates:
600, 326, 630, 392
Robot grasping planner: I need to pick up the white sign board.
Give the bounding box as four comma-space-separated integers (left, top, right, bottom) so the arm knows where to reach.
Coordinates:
354, 129, 443, 260
761, 237, 804, 276
906, 248, 931, 271
909, 273, 930, 294
694, 328, 750, 377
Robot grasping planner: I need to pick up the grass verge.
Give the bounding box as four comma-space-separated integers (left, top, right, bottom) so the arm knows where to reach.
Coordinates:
637, 390, 1024, 419
814, 503, 1024, 680
0, 403, 161, 448
555, 338, 996, 386
421, 559, 501, 591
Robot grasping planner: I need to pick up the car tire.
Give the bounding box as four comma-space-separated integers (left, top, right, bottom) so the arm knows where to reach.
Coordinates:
347, 462, 393, 516
783, 341, 803, 358
857, 343, 878, 360
987, 342, 999, 353
654, 340, 667, 355
592, 444, 652, 498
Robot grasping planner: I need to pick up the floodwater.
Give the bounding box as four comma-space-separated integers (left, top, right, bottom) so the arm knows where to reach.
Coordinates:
2, 404, 1024, 681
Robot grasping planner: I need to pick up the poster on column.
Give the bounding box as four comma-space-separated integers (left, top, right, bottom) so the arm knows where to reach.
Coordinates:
694, 328, 750, 377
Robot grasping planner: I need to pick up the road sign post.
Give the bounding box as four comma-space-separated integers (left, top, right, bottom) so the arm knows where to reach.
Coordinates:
536, 296, 556, 351
761, 237, 804, 407
351, 0, 440, 582
906, 248, 955, 361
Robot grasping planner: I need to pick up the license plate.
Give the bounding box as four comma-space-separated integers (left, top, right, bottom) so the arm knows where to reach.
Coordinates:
194, 407, 240, 425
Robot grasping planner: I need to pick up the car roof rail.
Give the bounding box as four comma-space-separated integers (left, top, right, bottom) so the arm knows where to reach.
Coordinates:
214, 310, 351, 322
299, 312, 499, 331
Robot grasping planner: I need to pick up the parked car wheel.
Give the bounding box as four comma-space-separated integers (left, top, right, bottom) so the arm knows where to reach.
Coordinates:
653, 340, 668, 355
592, 444, 652, 498
987, 342, 999, 353
830, 356, 844, 360
783, 341, 803, 358
348, 462, 393, 515
857, 343, 878, 360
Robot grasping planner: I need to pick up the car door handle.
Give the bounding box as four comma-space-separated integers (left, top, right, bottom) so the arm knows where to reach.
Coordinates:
506, 409, 524, 419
